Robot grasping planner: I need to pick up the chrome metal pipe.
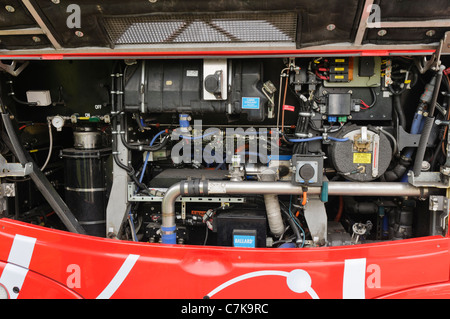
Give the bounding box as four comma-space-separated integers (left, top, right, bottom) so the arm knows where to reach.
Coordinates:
160, 181, 429, 244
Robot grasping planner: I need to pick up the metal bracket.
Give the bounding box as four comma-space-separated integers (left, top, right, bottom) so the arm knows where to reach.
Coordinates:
0, 60, 29, 77
0, 154, 32, 177
428, 195, 449, 236
0, 183, 15, 197
442, 31, 450, 55
407, 170, 450, 189
303, 196, 327, 246
127, 183, 245, 204
415, 32, 448, 74
396, 125, 432, 151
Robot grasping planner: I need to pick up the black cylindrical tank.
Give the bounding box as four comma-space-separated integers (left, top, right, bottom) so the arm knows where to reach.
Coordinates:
61, 129, 111, 237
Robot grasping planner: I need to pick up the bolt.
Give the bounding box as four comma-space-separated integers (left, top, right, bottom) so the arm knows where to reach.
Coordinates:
5, 5, 15, 12
32, 36, 41, 43
426, 30, 436, 37
75, 31, 84, 37
378, 29, 387, 37
326, 24, 336, 31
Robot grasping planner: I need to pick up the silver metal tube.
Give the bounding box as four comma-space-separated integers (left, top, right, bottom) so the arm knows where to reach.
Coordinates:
161, 182, 182, 228
206, 181, 427, 197
160, 181, 429, 243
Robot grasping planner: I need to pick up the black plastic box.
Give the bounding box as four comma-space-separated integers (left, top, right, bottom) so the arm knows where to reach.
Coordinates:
216, 210, 267, 248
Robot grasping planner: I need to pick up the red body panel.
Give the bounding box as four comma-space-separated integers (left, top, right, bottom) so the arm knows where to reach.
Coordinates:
0, 47, 446, 299
0, 218, 449, 299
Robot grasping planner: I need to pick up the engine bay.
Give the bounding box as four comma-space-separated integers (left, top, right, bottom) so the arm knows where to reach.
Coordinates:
0, 54, 449, 248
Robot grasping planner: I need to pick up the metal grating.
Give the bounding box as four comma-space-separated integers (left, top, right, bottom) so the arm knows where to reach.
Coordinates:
103, 11, 298, 45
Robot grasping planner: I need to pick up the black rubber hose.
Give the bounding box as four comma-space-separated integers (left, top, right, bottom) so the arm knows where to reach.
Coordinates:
393, 94, 406, 129
381, 156, 411, 181
428, 66, 445, 117
412, 66, 445, 176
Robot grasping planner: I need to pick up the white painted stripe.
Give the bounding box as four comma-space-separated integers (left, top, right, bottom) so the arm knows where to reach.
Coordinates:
343, 258, 366, 299
96, 254, 139, 299
7, 235, 36, 268
0, 234, 37, 299
206, 269, 320, 299
206, 270, 289, 298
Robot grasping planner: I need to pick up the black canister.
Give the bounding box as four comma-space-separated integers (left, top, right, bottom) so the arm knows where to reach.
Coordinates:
61, 143, 111, 237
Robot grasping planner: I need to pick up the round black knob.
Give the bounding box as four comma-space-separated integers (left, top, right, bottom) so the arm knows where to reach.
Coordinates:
204, 74, 220, 94
299, 163, 315, 181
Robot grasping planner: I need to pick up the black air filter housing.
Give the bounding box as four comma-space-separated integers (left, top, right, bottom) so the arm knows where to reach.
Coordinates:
123, 59, 268, 121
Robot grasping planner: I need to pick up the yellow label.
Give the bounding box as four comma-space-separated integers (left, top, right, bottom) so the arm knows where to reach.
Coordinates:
334, 75, 345, 79
353, 153, 372, 164
335, 59, 345, 63
334, 67, 345, 71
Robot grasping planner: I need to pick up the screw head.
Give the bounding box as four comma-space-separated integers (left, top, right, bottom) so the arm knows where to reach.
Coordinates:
75, 30, 84, 37
426, 30, 436, 37
32, 36, 41, 43
377, 29, 387, 37
326, 24, 336, 31
5, 5, 15, 12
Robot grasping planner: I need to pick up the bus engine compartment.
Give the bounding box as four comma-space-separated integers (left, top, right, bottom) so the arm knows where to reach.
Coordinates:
0, 54, 449, 249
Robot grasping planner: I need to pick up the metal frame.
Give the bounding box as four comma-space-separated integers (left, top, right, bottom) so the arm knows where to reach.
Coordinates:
20, 0, 62, 50
0, 0, 446, 57
355, 0, 450, 46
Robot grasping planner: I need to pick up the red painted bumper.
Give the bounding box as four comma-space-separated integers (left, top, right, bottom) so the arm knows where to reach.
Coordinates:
0, 218, 448, 299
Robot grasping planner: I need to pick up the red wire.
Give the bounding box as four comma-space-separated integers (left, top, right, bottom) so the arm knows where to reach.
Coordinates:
360, 100, 370, 109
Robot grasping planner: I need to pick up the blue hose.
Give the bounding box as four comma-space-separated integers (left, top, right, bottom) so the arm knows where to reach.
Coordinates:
328, 136, 350, 142
289, 136, 323, 143
139, 129, 167, 184
289, 136, 349, 143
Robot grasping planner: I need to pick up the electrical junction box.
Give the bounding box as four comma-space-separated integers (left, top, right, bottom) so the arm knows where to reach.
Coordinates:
292, 154, 324, 186
26, 90, 52, 106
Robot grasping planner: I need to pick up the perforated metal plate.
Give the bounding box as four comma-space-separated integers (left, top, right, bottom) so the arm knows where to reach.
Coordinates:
102, 11, 298, 45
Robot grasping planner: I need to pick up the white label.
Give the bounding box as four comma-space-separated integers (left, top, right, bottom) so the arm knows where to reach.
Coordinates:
186, 70, 199, 77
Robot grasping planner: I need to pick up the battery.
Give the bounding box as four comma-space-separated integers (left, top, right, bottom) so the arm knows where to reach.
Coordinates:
216, 210, 267, 247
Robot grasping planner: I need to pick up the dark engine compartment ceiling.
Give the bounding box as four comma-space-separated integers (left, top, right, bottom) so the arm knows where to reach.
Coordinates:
0, 0, 448, 53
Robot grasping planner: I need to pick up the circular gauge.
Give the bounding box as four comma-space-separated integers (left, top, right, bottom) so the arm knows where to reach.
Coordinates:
51, 116, 65, 130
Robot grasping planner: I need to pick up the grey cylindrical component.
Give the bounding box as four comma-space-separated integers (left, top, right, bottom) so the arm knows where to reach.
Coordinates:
263, 194, 284, 236
260, 168, 284, 236
73, 131, 102, 149
161, 180, 429, 243
412, 116, 434, 177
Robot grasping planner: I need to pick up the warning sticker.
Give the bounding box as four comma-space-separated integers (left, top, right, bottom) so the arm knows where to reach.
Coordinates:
353, 153, 372, 164
242, 97, 260, 109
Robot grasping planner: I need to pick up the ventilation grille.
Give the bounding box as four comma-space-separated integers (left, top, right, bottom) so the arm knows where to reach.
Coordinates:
103, 11, 298, 45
